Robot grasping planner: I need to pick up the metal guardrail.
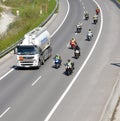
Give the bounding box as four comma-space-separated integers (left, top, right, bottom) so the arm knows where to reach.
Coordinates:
112, 0, 120, 8
0, 0, 59, 58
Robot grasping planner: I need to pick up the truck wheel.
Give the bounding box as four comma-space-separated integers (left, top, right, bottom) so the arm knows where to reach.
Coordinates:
37, 60, 41, 69
42, 59, 45, 65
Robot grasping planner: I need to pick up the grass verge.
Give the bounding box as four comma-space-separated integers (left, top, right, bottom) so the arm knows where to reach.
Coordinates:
0, 0, 56, 52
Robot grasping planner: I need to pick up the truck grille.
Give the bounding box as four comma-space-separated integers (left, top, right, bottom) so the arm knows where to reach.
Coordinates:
21, 61, 33, 63
20, 61, 33, 66
23, 57, 34, 59
18, 56, 36, 66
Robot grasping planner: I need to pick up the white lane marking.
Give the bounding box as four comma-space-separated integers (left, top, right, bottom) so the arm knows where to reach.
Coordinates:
0, 0, 70, 81
81, 1, 84, 7
44, 0, 103, 121
32, 76, 42, 86
91, 1, 111, 121
0, 107, 11, 118
83, 6, 86, 10
0, 68, 14, 81
80, 0, 86, 10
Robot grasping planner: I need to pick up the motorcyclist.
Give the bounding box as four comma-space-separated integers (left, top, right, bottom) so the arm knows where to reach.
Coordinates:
87, 29, 93, 40
93, 14, 98, 23
88, 29, 93, 36
76, 22, 83, 33
70, 37, 77, 48
84, 11, 89, 20
74, 44, 80, 58
76, 22, 83, 29
66, 59, 72, 69
54, 54, 62, 64
96, 7, 100, 15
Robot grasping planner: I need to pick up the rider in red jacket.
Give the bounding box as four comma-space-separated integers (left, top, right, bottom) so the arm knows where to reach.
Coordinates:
70, 37, 77, 49
96, 7, 100, 15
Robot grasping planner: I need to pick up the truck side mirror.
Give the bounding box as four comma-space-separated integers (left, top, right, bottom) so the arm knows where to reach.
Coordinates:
14, 47, 17, 54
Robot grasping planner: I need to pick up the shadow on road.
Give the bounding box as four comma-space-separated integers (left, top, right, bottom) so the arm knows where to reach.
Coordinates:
111, 63, 120, 67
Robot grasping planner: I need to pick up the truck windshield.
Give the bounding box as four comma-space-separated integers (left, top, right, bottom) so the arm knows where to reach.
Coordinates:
17, 46, 38, 55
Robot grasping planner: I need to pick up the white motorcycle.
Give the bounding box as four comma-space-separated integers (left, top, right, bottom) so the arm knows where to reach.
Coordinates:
87, 32, 93, 41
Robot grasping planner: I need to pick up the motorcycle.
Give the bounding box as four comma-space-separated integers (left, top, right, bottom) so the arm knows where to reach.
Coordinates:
65, 62, 74, 76
93, 19, 98, 24
96, 9, 100, 15
93, 15, 98, 24
84, 13, 89, 20
69, 40, 77, 49
74, 49, 80, 59
54, 59, 61, 69
76, 24, 82, 33
87, 33, 93, 41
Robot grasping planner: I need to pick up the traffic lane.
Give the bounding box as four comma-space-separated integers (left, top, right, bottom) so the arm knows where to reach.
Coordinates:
0, 67, 74, 121
0, 0, 87, 120
0, 52, 16, 78
0, 0, 71, 113
48, 1, 120, 121
0, 0, 70, 113
0, 0, 102, 120
0, 0, 68, 79
46, 0, 69, 36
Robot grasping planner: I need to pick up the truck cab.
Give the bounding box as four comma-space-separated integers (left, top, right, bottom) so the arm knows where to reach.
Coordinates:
16, 27, 52, 69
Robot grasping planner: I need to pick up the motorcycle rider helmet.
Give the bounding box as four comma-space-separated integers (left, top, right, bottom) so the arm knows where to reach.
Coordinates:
68, 59, 71, 62
72, 37, 75, 40
56, 54, 59, 57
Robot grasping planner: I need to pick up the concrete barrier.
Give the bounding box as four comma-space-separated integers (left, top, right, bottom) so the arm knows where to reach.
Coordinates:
100, 1, 120, 120
100, 73, 120, 121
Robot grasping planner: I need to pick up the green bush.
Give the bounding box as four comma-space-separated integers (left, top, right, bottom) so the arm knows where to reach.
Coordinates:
0, 0, 56, 52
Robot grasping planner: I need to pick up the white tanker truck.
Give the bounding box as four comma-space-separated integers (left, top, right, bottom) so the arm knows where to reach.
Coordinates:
16, 26, 52, 68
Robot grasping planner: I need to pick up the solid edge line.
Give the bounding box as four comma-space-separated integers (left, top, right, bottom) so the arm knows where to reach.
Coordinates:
0, 69, 14, 81
32, 76, 42, 86
44, 0, 103, 121
0, 107, 11, 118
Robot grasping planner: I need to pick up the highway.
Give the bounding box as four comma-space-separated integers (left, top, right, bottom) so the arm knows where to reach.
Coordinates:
0, 0, 120, 121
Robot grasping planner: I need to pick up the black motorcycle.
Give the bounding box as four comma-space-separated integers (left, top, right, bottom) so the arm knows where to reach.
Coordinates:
93, 19, 98, 24
65, 63, 74, 76
85, 14, 89, 20
76, 25, 82, 33
74, 49, 80, 59
93, 17, 98, 24
74, 45, 80, 59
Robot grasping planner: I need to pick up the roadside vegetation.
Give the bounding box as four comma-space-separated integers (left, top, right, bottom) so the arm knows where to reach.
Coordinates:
0, 7, 2, 13
118, 0, 120, 2
0, 0, 56, 52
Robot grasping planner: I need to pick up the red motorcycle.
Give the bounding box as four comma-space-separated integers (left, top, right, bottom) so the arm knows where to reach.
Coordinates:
96, 8, 100, 15
69, 40, 77, 49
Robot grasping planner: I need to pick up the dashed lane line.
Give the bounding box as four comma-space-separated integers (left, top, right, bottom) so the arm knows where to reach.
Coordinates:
0, 107, 11, 118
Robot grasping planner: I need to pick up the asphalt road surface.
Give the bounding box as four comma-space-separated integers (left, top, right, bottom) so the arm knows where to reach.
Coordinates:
0, 0, 120, 121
